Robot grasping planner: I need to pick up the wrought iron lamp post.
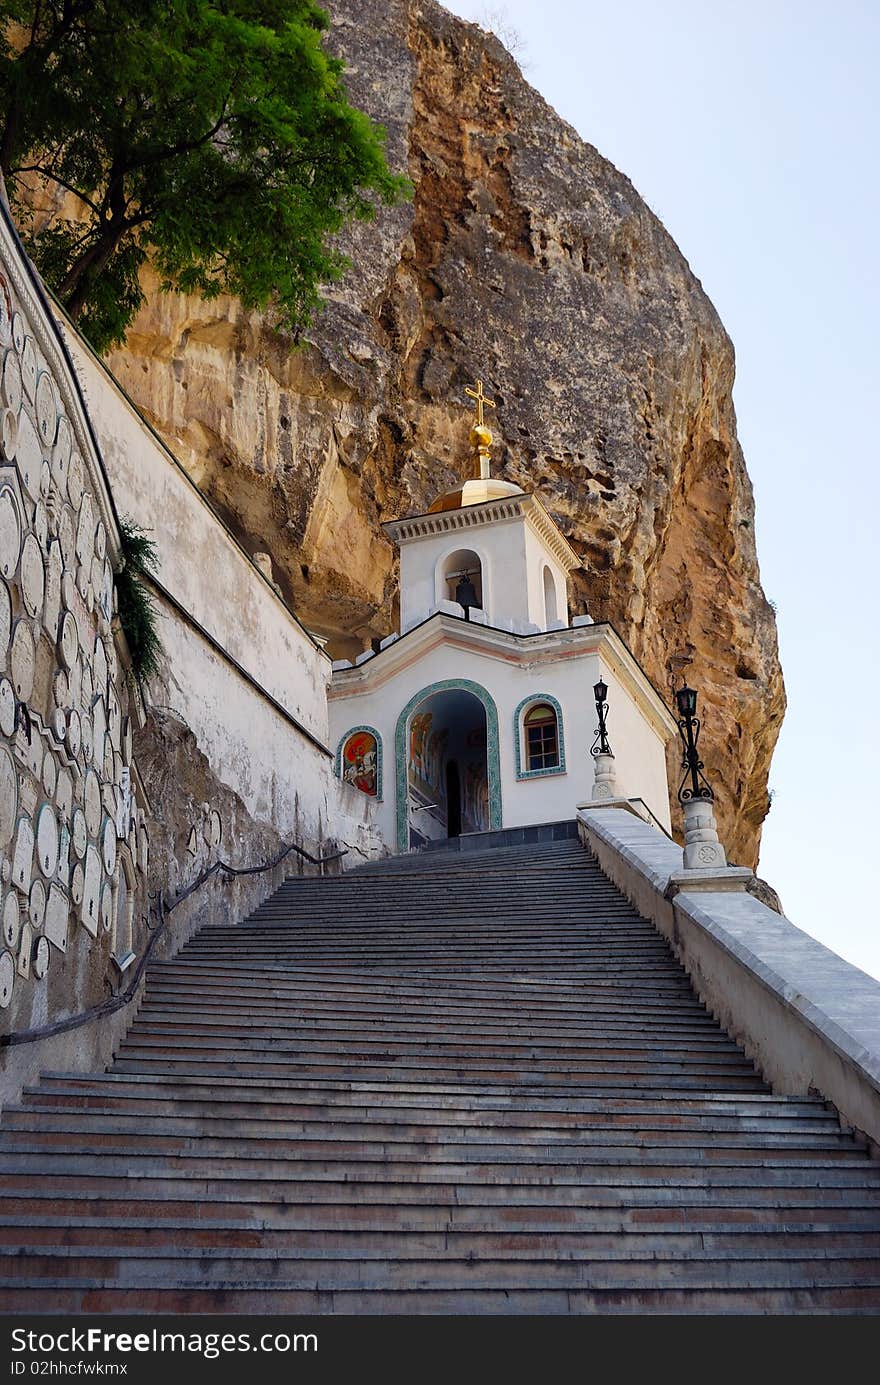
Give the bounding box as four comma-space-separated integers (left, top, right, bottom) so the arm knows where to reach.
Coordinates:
674, 682, 714, 805
590, 678, 618, 800
592, 679, 612, 756
673, 680, 727, 871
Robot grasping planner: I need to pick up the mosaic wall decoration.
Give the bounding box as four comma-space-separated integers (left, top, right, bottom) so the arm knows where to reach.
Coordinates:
337, 728, 381, 798
0, 251, 148, 1018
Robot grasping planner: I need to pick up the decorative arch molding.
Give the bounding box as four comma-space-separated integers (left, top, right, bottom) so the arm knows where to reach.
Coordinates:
514, 692, 567, 780
395, 678, 502, 852
335, 725, 383, 801
542, 564, 558, 627
433, 540, 492, 615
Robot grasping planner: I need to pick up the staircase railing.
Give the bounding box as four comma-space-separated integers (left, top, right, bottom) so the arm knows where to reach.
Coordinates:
1, 837, 347, 1050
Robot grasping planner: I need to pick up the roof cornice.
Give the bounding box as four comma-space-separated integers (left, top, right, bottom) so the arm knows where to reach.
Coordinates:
383, 491, 581, 572
329, 612, 678, 741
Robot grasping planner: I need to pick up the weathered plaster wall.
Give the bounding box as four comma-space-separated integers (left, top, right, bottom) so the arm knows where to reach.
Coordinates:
64, 326, 386, 880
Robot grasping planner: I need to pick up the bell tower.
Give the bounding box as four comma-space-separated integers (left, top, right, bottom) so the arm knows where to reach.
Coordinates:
383, 381, 581, 634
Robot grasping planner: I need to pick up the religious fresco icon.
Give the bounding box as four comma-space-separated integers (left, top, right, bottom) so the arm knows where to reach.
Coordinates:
342, 730, 378, 797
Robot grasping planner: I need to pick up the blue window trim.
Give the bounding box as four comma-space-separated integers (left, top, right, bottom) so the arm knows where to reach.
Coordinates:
335, 725, 383, 801
394, 679, 502, 853
514, 693, 567, 780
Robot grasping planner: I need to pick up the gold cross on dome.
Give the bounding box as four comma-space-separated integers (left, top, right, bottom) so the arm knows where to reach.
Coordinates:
465, 379, 496, 427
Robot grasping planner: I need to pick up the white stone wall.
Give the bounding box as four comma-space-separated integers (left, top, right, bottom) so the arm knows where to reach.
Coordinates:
329, 619, 673, 850
522, 523, 569, 628
0, 211, 148, 1042
62, 325, 384, 866
397, 506, 572, 635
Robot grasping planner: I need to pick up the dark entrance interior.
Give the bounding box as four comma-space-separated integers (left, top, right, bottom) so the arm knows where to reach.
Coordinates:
406, 688, 489, 848
445, 760, 462, 837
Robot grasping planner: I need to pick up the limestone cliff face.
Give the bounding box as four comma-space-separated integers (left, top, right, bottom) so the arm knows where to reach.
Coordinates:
105, 0, 784, 868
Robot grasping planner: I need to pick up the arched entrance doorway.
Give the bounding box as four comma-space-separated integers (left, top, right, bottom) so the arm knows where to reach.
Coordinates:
395, 680, 502, 851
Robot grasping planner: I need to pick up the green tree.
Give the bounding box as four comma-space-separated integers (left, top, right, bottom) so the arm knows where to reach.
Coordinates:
0, 1, 408, 351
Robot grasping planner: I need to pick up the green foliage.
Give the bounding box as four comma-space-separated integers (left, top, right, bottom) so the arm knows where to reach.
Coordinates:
116, 519, 163, 684
1, 1, 409, 351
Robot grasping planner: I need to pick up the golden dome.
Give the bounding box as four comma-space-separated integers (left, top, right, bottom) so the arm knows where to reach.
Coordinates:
470, 423, 493, 450
427, 488, 466, 514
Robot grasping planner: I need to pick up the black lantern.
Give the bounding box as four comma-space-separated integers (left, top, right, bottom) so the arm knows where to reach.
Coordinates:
675, 680, 714, 804
591, 679, 613, 757
455, 573, 478, 620
675, 682, 698, 720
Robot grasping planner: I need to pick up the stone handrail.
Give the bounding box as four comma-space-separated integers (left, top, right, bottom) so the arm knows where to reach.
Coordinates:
577, 805, 880, 1149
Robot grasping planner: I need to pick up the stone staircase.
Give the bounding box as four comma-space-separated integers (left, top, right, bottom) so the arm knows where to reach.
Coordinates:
1, 830, 879, 1313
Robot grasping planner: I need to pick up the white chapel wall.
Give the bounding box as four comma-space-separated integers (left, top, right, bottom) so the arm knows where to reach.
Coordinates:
329, 628, 673, 849
522, 523, 569, 628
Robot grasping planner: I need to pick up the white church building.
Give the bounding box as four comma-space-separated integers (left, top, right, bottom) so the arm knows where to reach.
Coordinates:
329, 384, 678, 853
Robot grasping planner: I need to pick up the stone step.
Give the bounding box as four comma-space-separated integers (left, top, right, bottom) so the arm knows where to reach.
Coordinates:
143, 970, 705, 998
187, 938, 669, 956
6, 1176, 879, 1210
2, 1148, 875, 1180
120, 1027, 751, 1062
4, 1108, 850, 1145
142, 976, 710, 1016
3, 1248, 880, 1290
109, 1063, 768, 1094
176, 961, 687, 979
112, 1042, 765, 1073
133, 1006, 732, 1042
0, 1281, 873, 1314
9, 1191, 880, 1226
0, 1113, 859, 1157
239, 905, 651, 922
6, 1215, 880, 1248
21, 1096, 840, 1137
109, 1059, 767, 1091
26, 1075, 826, 1116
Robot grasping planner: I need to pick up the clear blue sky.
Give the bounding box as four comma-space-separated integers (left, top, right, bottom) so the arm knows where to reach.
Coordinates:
446, 0, 880, 978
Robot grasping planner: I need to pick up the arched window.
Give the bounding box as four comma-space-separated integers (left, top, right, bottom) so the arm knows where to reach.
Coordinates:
440, 548, 484, 614
337, 727, 382, 799
525, 703, 559, 770
514, 694, 567, 779
543, 565, 558, 627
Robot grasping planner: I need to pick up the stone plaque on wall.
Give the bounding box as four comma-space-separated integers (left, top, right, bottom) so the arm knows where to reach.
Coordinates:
0, 576, 10, 667
80, 843, 100, 937
0, 948, 13, 1007
0, 744, 17, 847
35, 803, 59, 879
0, 678, 14, 737
11, 816, 33, 893
9, 619, 35, 701
43, 882, 69, 952
0, 486, 21, 579
2, 890, 19, 948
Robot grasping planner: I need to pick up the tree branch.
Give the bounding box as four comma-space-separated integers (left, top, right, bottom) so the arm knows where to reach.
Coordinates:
10, 165, 102, 216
